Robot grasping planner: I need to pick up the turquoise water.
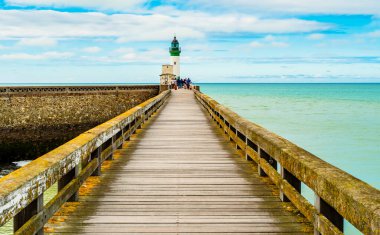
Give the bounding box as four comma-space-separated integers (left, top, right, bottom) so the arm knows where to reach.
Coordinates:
200, 83, 380, 188
200, 83, 380, 234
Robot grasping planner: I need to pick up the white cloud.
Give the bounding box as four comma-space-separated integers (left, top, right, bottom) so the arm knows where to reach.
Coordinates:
119, 48, 167, 63
120, 53, 137, 61
249, 41, 289, 48
185, 44, 212, 52
307, 33, 325, 40
0, 10, 332, 42
17, 37, 57, 46
83, 46, 101, 53
263, 35, 275, 41
250, 35, 288, 48
249, 41, 263, 48
113, 47, 135, 54
368, 30, 380, 37
0, 51, 73, 60
5, 0, 145, 11
82, 48, 167, 63
271, 41, 289, 48
177, 0, 380, 15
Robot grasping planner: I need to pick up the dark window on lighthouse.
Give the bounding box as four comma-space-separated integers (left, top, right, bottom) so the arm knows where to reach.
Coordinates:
174, 62, 176, 65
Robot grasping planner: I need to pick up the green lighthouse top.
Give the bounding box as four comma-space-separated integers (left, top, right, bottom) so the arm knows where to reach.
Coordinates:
169, 36, 181, 56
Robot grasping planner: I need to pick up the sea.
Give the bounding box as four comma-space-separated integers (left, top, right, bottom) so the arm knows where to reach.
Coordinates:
1, 83, 379, 234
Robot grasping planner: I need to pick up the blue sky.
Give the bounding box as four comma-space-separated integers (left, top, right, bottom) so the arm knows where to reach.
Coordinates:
0, 0, 379, 83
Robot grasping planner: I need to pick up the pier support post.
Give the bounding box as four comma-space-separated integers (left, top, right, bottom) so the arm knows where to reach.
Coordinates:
314, 194, 344, 234
91, 146, 102, 176
58, 166, 79, 201
14, 193, 44, 235
258, 148, 277, 177
137, 115, 143, 129
245, 138, 250, 161
235, 130, 241, 150
280, 167, 301, 202
106, 136, 116, 160
133, 121, 138, 134
115, 134, 122, 150
258, 148, 266, 177
124, 123, 131, 141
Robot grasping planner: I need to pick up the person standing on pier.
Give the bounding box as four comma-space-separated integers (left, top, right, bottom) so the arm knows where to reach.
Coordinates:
177, 77, 182, 89
186, 78, 192, 89
171, 78, 177, 90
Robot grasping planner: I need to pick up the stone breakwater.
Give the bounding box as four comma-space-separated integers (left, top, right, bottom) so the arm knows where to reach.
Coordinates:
0, 85, 159, 163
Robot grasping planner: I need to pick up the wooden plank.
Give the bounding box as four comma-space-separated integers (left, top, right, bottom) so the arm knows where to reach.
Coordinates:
45, 89, 312, 234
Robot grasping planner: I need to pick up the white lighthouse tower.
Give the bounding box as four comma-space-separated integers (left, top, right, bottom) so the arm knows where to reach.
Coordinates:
169, 36, 181, 78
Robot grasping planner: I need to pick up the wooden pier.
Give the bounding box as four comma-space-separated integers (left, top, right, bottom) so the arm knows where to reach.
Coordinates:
0, 88, 379, 235
44, 89, 312, 234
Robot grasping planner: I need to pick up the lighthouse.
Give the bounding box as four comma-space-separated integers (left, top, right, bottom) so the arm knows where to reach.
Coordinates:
169, 36, 181, 78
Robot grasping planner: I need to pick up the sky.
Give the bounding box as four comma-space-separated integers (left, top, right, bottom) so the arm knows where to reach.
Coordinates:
0, 0, 379, 83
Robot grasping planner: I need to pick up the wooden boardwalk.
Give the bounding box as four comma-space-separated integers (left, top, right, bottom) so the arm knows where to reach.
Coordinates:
45, 89, 313, 234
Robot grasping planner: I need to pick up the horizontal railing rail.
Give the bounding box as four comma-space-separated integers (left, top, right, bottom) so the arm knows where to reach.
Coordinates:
0, 90, 170, 235
0, 85, 159, 96
194, 90, 380, 235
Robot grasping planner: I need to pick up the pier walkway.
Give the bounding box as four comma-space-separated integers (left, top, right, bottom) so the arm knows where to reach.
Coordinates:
44, 90, 312, 234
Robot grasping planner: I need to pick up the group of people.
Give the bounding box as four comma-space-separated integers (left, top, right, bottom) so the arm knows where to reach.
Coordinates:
171, 77, 192, 90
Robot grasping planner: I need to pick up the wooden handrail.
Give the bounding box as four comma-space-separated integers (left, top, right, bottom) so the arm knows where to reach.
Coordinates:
194, 90, 380, 235
0, 90, 170, 234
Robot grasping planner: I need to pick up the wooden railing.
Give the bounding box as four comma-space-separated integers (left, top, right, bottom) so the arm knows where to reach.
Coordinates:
190, 84, 200, 91
0, 90, 170, 235
194, 90, 380, 235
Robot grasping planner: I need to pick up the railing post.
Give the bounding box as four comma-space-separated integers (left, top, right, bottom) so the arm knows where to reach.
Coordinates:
235, 131, 247, 152
108, 136, 115, 160
280, 167, 301, 202
115, 134, 122, 150
91, 146, 102, 176
314, 194, 344, 234
58, 166, 79, 201
125, 123, 131, 140
245, 136, 248, 160
218, 115, 222, 128
235, 130, 240, 150
258, 148, 277, 177
137, 114, 142, 129
139, 114, 142, 128
133, 119, 137, 134
14, 193, 44, 235
258, 148, 266, 176
245, 138, 252, 161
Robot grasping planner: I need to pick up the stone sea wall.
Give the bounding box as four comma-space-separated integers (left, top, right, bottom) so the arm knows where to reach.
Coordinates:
0, 85, 159, 162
